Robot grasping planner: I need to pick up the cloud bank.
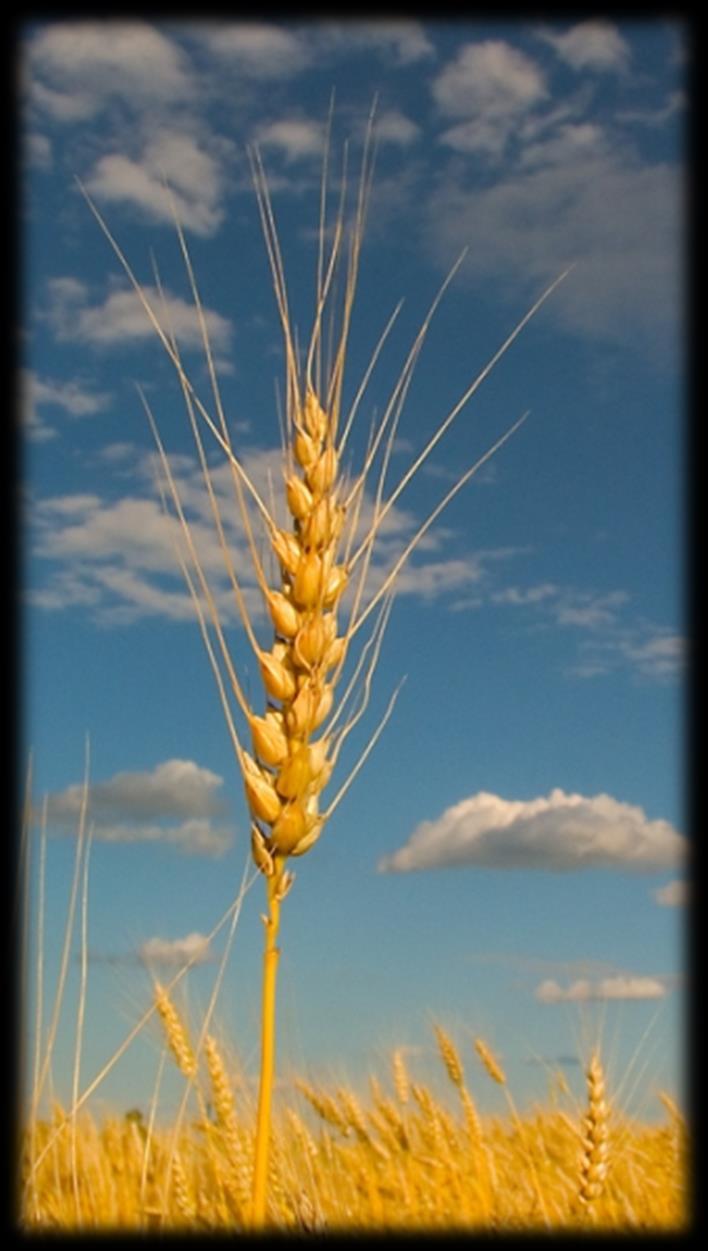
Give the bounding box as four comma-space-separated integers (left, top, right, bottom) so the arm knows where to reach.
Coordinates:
652, 879, 687, 907
378, 788, 685, 873
39, 758, 233, 856
138, 932, 215, 966
535, 975, 666, 1002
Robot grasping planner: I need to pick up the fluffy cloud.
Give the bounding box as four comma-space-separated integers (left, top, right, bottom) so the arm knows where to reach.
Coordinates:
565, 625, 687, 683
138, 932, 215, 966
424, 150, 681, 354
253, 118, 326, 163
536, 21, 631, 73
318, 20, 434, 66
45, 758, 226, 821
25, 132, 52, 169
371, 109, 420, 147
40, 759, 233, 856
620, 635, 687, 680
653, 879, 687, 907
536, 976, 666, 1002
21, 368, 111, 438
193, 22, 311, 77
44, 276, 232, 350
433, 40, 547, 118
378, 788, 685, 873
27, 21, 194, 121
84, 129, 229, 237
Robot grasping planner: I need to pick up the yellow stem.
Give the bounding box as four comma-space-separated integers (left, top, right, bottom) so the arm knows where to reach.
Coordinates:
250, 869, 282, 1227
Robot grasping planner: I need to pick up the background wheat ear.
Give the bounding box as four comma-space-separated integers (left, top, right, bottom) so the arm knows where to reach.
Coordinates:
577, 1052, 610, 1214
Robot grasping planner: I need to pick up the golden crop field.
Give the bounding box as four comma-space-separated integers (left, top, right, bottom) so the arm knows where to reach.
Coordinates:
20, 1005, 688, 1232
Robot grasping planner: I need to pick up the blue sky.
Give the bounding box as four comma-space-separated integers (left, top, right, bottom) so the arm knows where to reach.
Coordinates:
20, 18, 687, 1122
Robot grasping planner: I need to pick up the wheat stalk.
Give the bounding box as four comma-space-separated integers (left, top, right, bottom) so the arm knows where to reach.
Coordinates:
80, 102, 570, 1228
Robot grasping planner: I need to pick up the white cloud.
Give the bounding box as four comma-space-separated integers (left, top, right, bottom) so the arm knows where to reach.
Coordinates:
193, 22, 311, 77
40, 759, 233, 856
433, 41, 547, 150
536, 975, 666, 1002
378, 787, 686, 873
30, 483, 250, 625
424, 150, 682, 354
84, 129, 229, 237
536, 21, 631, 73
554, 590, 629, 629
620, 633, 687, 680
375, 109, 421, 147
438, 119, 507, 159
653, 879, 687, 907
44, 276, 232, 350
27, 21, 194, 120
253, 118, 326, 163
25, 132, 52, 168
519, 122, 607, 169
616, 90, 686, 128
95, 441, 136, 465
138, 932, 215, 966
21, 368, 111, 430
491, 583, 559, 606
46, 758, 225, 821
318, 20, 434, 65
567, 625, 687, 683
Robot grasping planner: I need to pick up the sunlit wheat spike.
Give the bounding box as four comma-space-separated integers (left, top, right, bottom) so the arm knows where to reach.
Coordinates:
295, 1080, 349, 1134
336, 1088, 371, 1143
474, 1038, 506, 1086
170, 1150, 196, 1220
460, 1087, 484, 1145
577, 1053, 610, 1209
154, 984, 197, 1081
434, 1025, 465, 1089
391, 1049, 410, 1105
204, 1036, 238, 1138
657, 1090, 684, 1128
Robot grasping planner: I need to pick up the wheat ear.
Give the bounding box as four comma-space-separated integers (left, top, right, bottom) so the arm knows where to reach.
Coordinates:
153, 984, 198, 1081
577, 1053, 610, 1212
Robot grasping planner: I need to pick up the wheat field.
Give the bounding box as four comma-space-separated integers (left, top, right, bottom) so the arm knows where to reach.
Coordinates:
19, 1002, 687, 1232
